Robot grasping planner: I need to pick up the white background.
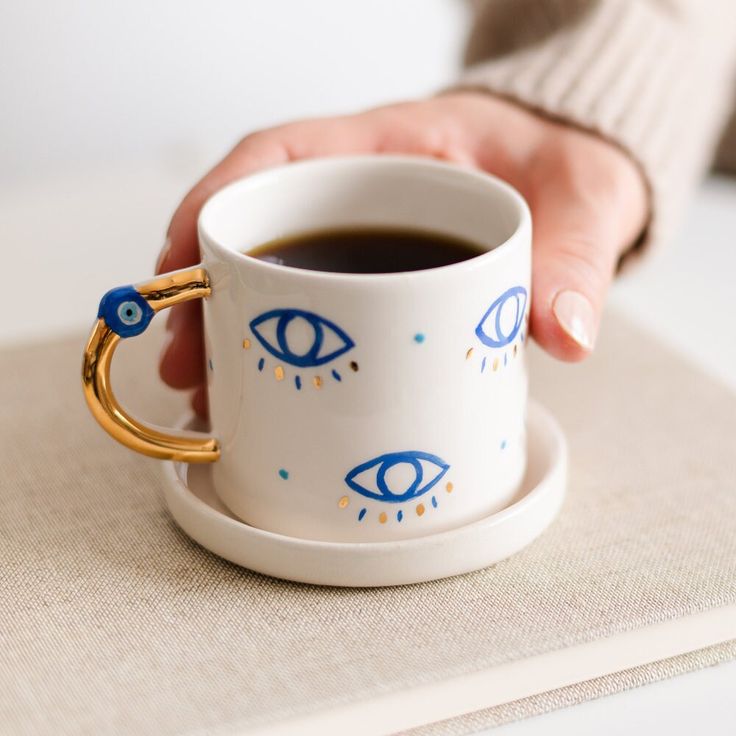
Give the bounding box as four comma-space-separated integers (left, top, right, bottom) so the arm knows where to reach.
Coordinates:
1, 0, 468, 186
1, 1, 734, 733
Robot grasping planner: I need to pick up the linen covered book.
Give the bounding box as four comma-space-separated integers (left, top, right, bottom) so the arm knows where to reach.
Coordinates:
1, 311, 734, 734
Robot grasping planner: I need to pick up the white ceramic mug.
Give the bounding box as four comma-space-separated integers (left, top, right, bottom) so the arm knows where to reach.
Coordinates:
83, 156, 531, 542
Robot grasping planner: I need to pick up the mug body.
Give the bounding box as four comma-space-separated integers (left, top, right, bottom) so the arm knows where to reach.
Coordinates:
198, 156, 531, 542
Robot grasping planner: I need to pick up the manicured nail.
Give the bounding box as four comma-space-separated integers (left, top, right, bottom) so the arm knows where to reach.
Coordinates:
552, 290, 597, 350
155, 236, 171, 274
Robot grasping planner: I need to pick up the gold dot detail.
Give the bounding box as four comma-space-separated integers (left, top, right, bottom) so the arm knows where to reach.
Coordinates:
313, 376, 323, 389
338, 495, 349, 509
379, 512, 388, 524
274, 366, 285, 381
416, 504, 425, 516
446, 482, 453, 494
466, 347, 474, 360
242, 338, 251, 349
493, 358, 499, 371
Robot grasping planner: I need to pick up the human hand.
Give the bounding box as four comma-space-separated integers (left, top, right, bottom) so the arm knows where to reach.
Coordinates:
157, 92, 648, 417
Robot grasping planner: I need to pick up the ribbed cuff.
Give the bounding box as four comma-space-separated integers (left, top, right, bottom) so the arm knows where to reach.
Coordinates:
452, 0, 736, 258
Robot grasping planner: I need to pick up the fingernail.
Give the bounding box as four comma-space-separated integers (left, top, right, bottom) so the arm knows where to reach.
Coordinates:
155, 236, 171, 274
552, 290, 597, 350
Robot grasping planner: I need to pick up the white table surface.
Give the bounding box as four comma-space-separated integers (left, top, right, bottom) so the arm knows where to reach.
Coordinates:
1, 166, 734, 735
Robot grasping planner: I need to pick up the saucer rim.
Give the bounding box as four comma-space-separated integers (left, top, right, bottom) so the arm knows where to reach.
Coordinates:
161, 399, 567, 583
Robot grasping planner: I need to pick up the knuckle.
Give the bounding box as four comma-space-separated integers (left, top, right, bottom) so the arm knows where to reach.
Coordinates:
370, 102, 466, 159
550, 237, 616, 295
234, 127, 295, 164
543, 132, 642, 213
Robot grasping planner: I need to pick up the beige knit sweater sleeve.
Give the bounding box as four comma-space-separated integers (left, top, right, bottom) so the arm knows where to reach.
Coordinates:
457, 0, 736, 250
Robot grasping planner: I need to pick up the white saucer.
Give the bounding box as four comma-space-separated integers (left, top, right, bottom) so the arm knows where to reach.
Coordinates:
162, 400, 567, 587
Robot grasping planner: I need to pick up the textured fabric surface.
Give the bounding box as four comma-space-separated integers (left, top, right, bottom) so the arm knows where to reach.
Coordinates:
458, 0, 736, 256
1, 312, 735, 734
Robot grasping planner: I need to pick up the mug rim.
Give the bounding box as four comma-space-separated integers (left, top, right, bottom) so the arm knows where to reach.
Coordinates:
197, 154, 531, 283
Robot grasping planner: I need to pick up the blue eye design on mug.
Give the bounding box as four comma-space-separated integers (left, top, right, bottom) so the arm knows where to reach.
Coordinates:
345, 451, 449, 503
97, 285, 155, 338
341, 451, 454, 524
467, 286, 528, 374
250, 308, 355, 367
246, 308, 358, 390
476, 286, 527, 348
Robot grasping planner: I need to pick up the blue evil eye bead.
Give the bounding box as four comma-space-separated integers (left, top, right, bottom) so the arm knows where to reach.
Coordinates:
344, 451, 450, 503
118, 300, 142, 326
97, 285, 154, 338
475, 286, 527, 348
249, 308, 355, 368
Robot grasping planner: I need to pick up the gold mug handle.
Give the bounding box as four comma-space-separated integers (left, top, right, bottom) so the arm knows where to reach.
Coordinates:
82, 267, 220, 463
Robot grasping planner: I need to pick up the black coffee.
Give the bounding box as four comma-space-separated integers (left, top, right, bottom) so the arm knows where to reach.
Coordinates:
246, 227, 485, 274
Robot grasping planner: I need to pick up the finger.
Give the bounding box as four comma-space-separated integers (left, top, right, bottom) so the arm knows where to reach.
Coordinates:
159, 304, 204, 389
191, 384, 208, 420
156, 115, 389, 275
164, 298, 198, 332
529, 160, 647, 361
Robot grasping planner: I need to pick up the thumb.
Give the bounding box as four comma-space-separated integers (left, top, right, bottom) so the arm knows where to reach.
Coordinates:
529, 174, 647, 361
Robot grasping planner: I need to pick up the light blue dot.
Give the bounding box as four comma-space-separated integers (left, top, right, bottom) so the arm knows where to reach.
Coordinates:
278, 468, 289, 480
500, 440, 507, 450
414, 333, 425, 344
